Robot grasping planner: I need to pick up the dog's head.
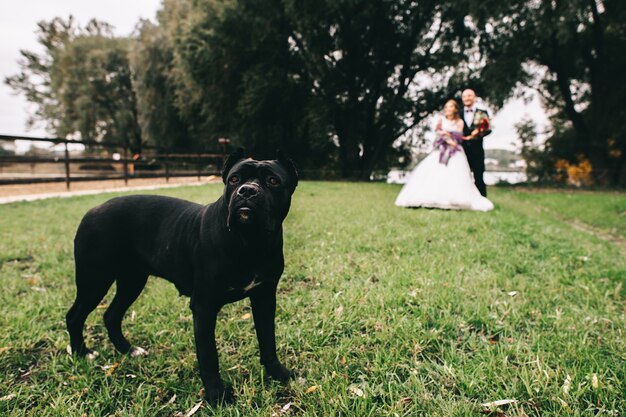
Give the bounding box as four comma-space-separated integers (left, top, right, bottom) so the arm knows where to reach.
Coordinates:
222, 148, 298, 233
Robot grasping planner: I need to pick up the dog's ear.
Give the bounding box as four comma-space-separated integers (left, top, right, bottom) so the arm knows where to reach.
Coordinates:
222, 148, 245, 183
276, 149, 298, 188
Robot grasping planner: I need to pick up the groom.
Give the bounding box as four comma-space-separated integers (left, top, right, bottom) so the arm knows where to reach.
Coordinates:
461, 89, 491, 197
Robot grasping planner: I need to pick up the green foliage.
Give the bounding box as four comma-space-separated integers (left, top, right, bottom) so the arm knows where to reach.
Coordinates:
161, 0, 335, 168
0, 184, 624, 415
5, 2, 626, 182
516, 117, 554, 183
164, 0, 478, 177
4, 17, 75, 134
130, 20, 191, 149
5, 17, 141, 148
472, 0, 626, 185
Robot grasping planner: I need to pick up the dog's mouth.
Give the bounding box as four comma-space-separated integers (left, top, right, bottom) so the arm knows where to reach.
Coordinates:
227, 193, 274, 233
227, 203, 258, 231
236, 207, 253, 223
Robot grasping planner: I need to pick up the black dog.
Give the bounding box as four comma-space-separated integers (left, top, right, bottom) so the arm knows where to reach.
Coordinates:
66, 148, 297, 404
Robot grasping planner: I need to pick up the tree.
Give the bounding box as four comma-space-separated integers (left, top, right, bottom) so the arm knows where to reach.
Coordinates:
472, 0, 626, 185
515, 117, 552, 182
282, 0, 474, 178
165, 0, 476, 178
5, 17, 142, 149
4, 17, 75, 134
161, 0, 334, 168
130, 19, 191, 149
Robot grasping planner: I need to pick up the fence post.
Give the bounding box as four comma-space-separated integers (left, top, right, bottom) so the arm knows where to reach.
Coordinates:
64, 142, 71, 190
123, 145, 128, 185
197, 152, 201, 181
165, 149, 170, 183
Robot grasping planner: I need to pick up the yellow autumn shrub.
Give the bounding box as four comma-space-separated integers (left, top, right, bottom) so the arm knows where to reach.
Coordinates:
554, 156, 593, 186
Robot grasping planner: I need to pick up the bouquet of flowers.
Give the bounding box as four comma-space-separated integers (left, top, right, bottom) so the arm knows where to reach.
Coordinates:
471, 110, 491, 138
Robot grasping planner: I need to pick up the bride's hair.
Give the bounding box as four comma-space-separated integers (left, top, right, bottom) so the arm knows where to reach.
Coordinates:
444, 99, 460, 119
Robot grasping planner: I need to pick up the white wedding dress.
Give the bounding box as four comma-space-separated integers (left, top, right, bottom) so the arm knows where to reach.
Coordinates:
395, 117, 494, 211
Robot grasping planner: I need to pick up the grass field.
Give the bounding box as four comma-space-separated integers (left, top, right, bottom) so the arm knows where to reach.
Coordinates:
0, 182, 624, 416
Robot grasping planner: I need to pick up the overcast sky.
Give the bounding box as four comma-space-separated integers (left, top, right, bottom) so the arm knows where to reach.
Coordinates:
0, 1, 548, 151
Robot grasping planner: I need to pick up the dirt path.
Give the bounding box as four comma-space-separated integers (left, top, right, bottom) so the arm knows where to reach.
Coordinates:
560, 215, 626, 257
0, 176, 220, 204
496, 191, 626, 256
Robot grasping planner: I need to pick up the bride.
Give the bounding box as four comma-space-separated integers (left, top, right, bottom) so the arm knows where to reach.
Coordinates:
395, 100, 494, 211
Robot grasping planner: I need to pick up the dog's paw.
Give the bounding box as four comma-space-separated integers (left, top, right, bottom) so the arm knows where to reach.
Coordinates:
204, 383, 235, 406
264, 360, 293, 382
129, 346, 148, 358
86, 350, 99, 361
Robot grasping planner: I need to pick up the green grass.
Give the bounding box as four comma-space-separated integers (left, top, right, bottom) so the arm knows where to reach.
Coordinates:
505, 188, 626, 239
0, 183, 624, 416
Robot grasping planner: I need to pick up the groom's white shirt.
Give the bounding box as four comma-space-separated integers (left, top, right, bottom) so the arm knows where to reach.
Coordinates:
463, 106, 475, 127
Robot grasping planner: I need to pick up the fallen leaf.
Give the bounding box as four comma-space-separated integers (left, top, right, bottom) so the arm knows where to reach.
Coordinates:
165, 394, 177, 405
562, 374, 572, 394
481, 399, 517, 408
104, 362, 119, 377
271, 401, 293, 416
0, 394, 16, 401
305, 385, 318, 394
558, 398, 573, 412
395, 397, 412, 407
131, 310, 136, 321
507, 291, 518, 297
348, 384, 364, 397
0, 347, 10, 354
67, 375, 77, 381
66, 345, 72, 355
184, 401, 203, 417
335, 304, 343, 319
241, 313, 251, 320
19, 370, 32, 380
591, 373, 599, 389
340, 356, 346, 365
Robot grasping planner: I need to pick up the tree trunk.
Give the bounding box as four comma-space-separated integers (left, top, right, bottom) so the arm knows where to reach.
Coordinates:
338, 134, 362, 179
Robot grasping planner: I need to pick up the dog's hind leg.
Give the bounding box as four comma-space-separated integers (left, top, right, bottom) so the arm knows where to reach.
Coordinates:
104, 273, 149, 356
66, 269, 115, 359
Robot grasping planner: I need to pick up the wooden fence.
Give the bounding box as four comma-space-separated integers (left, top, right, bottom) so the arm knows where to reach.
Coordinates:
0, 134, 227, 189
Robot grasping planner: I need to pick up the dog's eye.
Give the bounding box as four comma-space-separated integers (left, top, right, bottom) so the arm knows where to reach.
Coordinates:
268, 176, 281, 186
229, 175, 240, 184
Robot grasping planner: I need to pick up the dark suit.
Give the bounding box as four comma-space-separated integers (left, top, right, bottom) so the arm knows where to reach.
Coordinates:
461, 108, 490, 197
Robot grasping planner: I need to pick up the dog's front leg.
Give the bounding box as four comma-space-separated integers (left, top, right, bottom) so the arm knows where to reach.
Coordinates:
250, 284, 293, 382
191, 303, 233, 404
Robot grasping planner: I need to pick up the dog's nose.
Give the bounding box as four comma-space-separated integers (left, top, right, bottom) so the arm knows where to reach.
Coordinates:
237, 184, 259, 199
